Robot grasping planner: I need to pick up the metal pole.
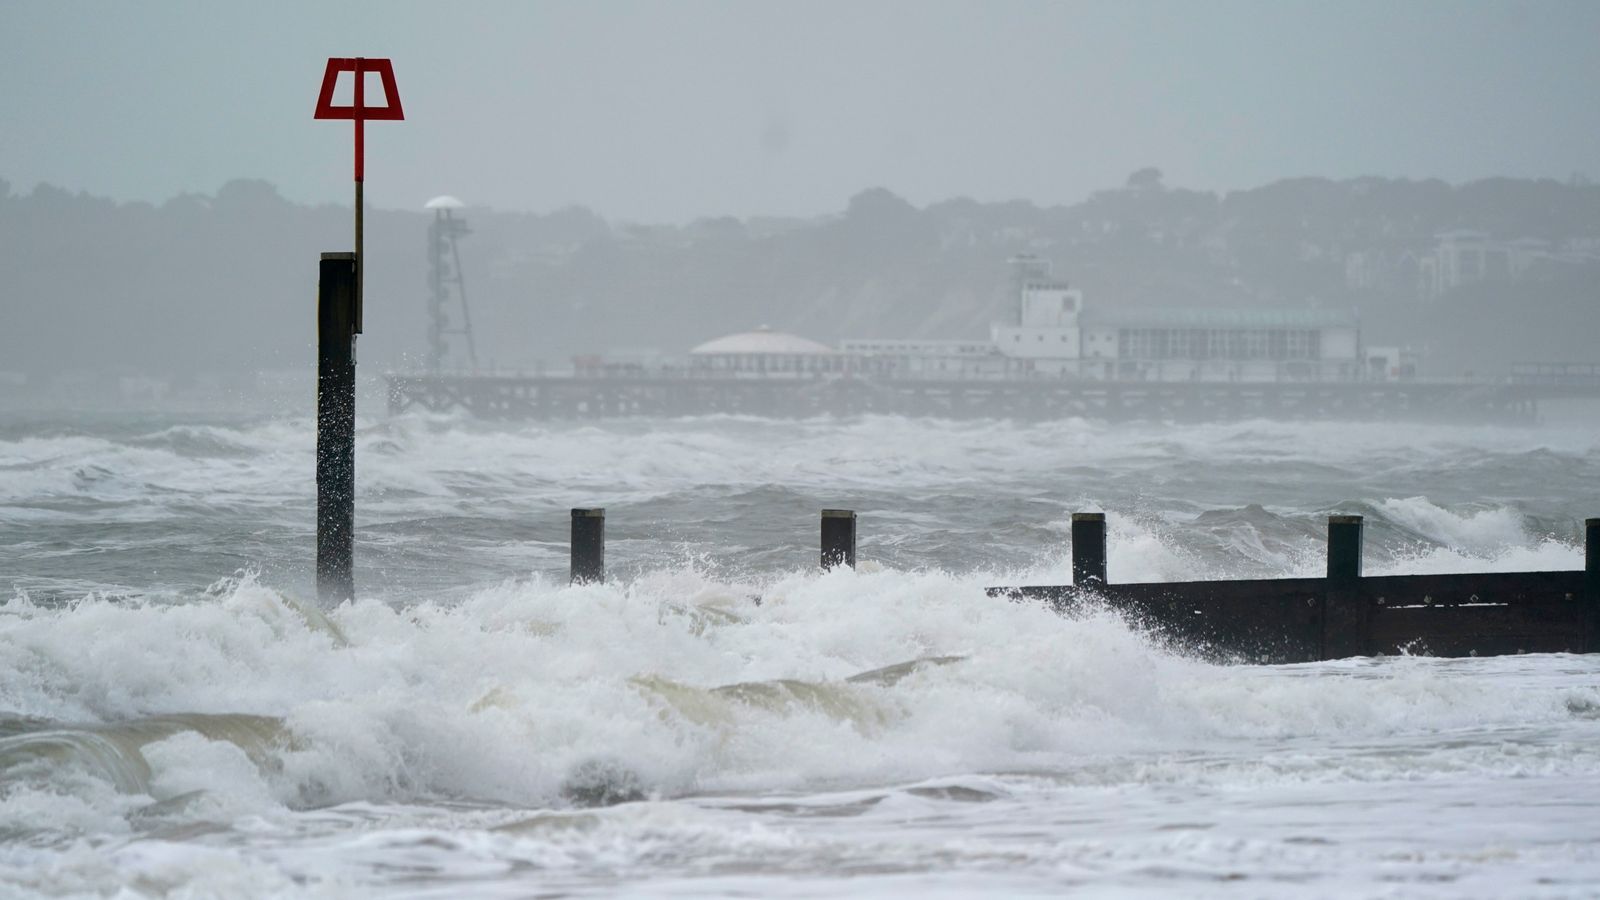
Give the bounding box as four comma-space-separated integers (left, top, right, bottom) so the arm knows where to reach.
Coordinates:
353, 57, 365, 335
317, 252, 358, 602
355, 181, 364, 334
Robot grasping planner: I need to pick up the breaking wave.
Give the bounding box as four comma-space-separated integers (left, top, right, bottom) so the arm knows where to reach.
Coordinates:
4, 563, 1596, 845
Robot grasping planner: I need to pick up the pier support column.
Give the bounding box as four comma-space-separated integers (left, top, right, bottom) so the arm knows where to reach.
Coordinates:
1323, 515, 1368, 660
317, 252, 357, 604
1071, 513, 1107, 586
821, 509, 856, 570
571, 508, 605, 584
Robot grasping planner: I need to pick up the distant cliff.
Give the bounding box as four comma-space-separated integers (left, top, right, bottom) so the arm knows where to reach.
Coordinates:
2, 172, 1597, 382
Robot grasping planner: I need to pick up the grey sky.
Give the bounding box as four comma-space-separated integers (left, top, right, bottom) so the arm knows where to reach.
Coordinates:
2, 0, 1597, 222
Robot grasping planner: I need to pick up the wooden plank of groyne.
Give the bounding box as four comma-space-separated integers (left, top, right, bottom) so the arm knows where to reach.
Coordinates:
996, 571, 1589, 662
994, 578, 1327, 664
1363, 571, 1587, 656
991, 512, 1598, 662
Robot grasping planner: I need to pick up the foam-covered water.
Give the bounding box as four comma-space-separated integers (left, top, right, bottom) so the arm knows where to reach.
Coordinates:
2, 411, 1599, 896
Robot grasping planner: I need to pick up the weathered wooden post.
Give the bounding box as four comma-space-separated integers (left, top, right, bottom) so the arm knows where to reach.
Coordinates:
1327, 515, 1363, 583
316, 252, 358, 603
1586, 518, 1599, 653
1323, 514, 1367, 659
1587, 518, 1599, 586
821, 509, 856, 570
1071, 513, 1107, 586
571, 508, 605, 584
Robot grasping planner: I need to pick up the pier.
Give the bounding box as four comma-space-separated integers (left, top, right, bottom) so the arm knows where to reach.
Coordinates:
386, 371, 1553, 422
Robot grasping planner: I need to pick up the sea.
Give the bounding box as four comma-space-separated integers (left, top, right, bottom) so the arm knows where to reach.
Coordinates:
2, 401, 1599, 898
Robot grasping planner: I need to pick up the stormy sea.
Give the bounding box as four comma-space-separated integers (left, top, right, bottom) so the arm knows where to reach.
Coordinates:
2, 406, 1598, 897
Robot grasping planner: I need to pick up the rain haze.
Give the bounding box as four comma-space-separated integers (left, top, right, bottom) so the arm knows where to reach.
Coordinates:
3, 1, 1599, 218
4, 2, 1600, 898
3, 0, 1600, 381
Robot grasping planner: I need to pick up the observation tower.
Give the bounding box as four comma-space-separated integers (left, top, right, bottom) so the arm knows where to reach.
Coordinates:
424, 195, 478, 373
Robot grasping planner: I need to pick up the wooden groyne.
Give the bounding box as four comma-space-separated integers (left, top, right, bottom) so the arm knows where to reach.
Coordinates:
989, 513, 1600, 663
561, 509, 1597, 664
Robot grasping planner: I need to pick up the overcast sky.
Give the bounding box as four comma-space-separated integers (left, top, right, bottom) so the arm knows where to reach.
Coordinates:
2, 0, 1598, 222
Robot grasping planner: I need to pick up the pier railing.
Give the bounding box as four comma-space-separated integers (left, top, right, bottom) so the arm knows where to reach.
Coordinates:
561, 509, 1598, 664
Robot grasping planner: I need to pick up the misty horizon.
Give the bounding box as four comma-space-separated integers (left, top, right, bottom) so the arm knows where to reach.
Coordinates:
12, 168, 1600, 227
4, 1, 1599, 222
4, 0, 1599, 398
5, 165, 1599, 399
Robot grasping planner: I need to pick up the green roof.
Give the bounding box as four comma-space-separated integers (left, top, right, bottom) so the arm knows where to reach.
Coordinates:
1086, 308, 1357, 329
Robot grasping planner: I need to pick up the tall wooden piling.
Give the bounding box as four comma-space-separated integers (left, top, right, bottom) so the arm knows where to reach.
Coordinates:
1327, 515, 1363, 583
1071, 513, 1107, 585
1323, 514, 1367, 659
821, 509, 857, 570
1587, 518, 1600, 652
571, 508, 605, 584
1587, 518, 1599, 588
316, 252, 358, 603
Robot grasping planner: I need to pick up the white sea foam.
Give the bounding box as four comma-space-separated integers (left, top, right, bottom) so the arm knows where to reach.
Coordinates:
3, 565, 1595, 843
1377, 496, 1531, 553
4, 412, 1600, 895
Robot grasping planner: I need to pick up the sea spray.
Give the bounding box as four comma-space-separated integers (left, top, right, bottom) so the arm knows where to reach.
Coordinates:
5, 412, 1600, 894
5, 565, 1598, 845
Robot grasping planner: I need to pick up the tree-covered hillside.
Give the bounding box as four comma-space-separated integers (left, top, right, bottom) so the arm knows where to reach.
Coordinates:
2, 172, 1596, 382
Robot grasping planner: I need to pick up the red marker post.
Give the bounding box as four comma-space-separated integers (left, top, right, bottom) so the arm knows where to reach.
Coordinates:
315, 57, 403, 331
311, 58, 402, 603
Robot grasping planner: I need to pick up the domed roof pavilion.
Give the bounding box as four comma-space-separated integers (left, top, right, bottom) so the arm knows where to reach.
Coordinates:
691, 326, 833, 356
689, 326, 839, 375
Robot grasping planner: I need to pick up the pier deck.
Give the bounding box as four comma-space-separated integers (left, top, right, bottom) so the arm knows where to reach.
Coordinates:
386, 372, 1550, 422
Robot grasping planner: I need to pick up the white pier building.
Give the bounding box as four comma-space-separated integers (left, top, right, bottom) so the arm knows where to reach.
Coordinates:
687, 255, 1367, 382
990, 255, 1361, 381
